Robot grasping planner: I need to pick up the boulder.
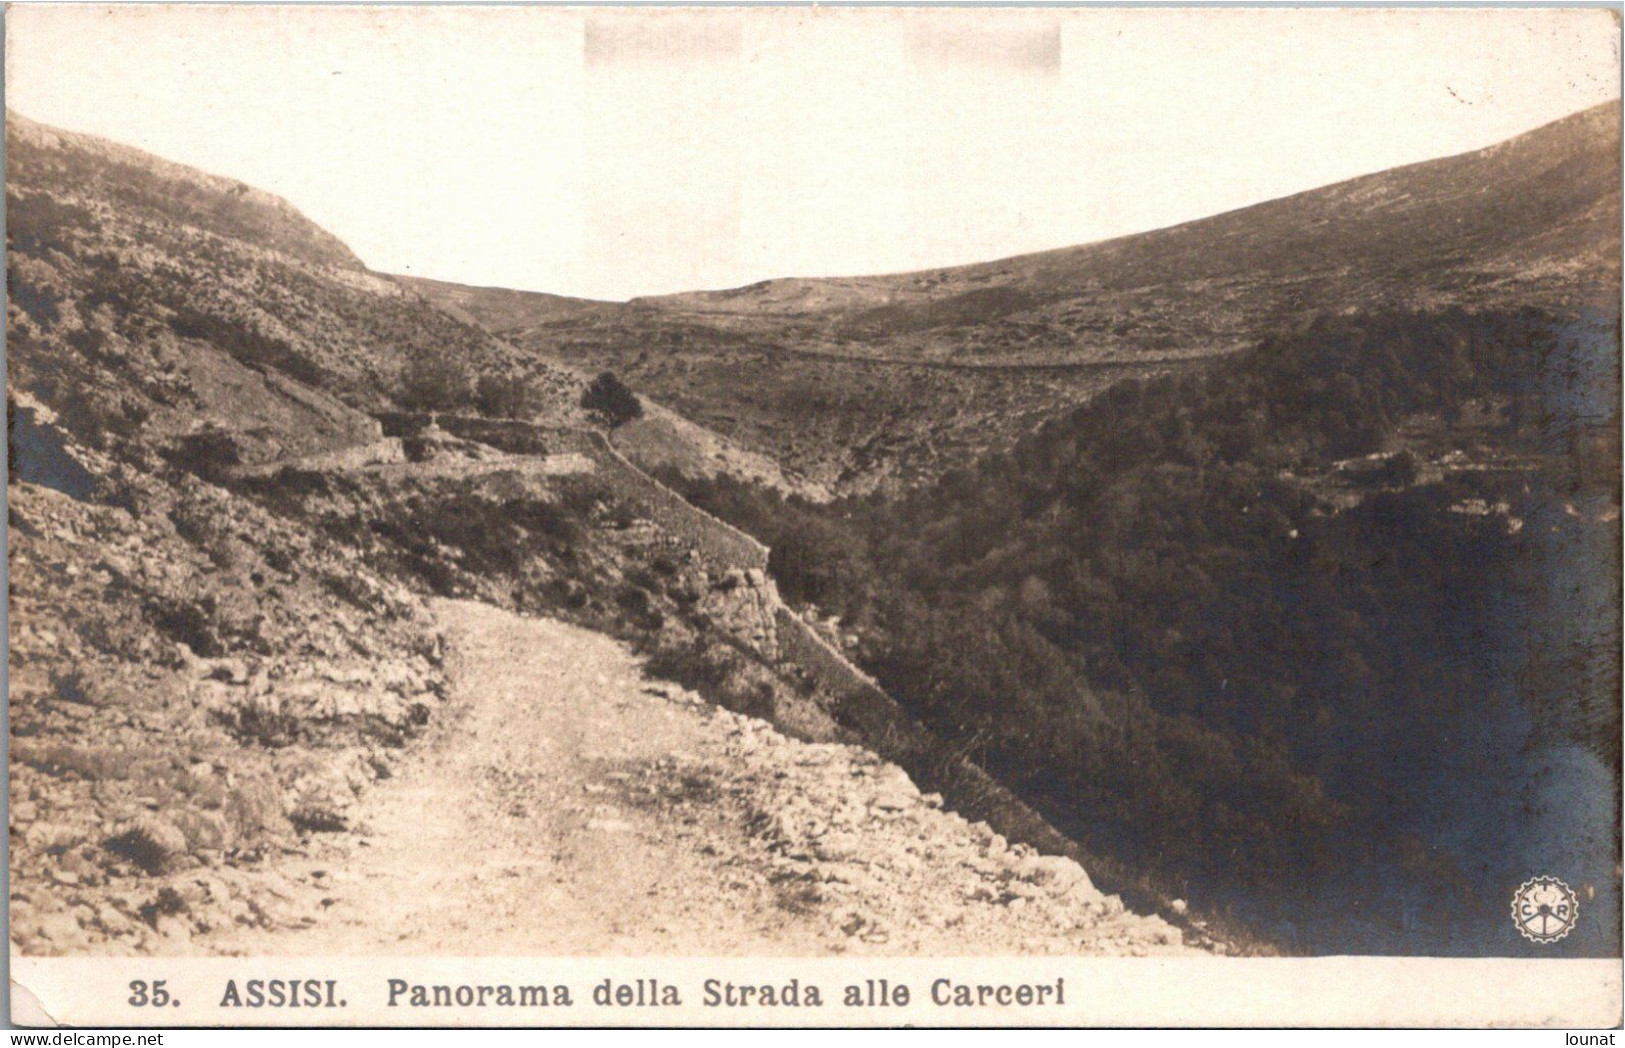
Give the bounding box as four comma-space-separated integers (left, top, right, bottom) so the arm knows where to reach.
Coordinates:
1012, 853, 1097, 899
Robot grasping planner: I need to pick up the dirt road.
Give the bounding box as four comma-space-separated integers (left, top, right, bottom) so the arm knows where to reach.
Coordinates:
209, 600, 1192, 956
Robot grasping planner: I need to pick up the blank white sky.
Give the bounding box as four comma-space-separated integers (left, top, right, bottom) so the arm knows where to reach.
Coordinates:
7, 6, 1620, 300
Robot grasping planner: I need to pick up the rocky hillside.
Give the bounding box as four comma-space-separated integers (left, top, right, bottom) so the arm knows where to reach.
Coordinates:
394, 274, 611, 330
5, 112, 590, 469
6, 111, 818, 496
424, 101, 1622, 493
9, 425, 448, 954
8, 115, 1205, 955
198, 601, 1189, 957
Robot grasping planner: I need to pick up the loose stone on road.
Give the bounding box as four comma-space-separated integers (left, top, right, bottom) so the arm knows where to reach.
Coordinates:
211, 600, 1192, 956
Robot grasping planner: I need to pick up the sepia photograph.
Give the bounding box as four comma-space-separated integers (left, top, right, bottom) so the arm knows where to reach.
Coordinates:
3, 2, 1621, 1029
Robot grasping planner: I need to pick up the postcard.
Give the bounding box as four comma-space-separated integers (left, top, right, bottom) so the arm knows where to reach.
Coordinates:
5, 4, 1620, 1028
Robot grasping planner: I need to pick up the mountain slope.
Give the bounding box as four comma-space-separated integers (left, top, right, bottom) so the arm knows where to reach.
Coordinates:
6, 111, 816, 497
665, 305, 1621, 955
9, 111, 1200, 956
6, 111, 587, 467
646, 100, 1621, 337
393, 274, 612, 332
424, 101, 1621, 493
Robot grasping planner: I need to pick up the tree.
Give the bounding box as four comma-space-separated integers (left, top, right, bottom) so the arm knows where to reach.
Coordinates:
581, 370, 642, 428
475, 372, 537, 420
398, 345, 471, 412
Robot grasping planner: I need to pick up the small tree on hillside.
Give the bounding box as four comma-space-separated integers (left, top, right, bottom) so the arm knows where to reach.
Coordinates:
581, 370, 642, 429
475, 372, 538, 420
398, 345, 471, 412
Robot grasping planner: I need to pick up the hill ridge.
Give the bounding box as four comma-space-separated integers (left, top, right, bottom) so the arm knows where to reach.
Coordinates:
7, 109, 366, 272
417, 97, 1620, 493
638, 98, 1621, 314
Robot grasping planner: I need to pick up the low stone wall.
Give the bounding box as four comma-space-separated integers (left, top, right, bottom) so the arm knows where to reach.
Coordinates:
228, 438, 405, 479
375, 412, 558, 456
774, 607, 886, 704
595, 439, 770, 573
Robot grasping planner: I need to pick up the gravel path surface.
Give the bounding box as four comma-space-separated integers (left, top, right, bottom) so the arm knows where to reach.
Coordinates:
209, 600, 1195, 956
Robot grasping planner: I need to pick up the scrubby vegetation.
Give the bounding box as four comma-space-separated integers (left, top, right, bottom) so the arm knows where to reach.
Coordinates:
581, 370, 643, 429
474, 371, 540, 420
426, 102, 1620, 496
397, 343, 473, 413
671, 308, 1621, 953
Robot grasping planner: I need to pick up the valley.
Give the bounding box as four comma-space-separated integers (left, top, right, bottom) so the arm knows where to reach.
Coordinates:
7, 97, 1620, 961
416, 101, 1622, 496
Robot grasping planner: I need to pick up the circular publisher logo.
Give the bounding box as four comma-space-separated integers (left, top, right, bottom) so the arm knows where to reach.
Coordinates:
1511, 876, 1578, 944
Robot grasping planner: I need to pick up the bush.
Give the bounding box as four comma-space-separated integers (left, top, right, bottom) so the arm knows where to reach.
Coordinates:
214, 697, 302, 749
475, 372, 537, 420
1377, 449, 1421, 487
581, 371, 643, 428
104, 818, 188, 874
162, 429, 244, 483
7, 272, 62, 327
397, 345, 471, 412
143, 594, 224, 657
643, 636, 774, 720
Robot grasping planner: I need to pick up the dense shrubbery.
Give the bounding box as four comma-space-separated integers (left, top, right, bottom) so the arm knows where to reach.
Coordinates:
396, 345, 473, 413
475, 372, 539, 420
677, 308, 1620, 950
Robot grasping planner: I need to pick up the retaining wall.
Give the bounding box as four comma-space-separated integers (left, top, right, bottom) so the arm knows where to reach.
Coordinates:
228, 437, 405, 479
593, 439, 770, 573
375, 412, 567, 456
775, 607, 887, 703
375, 412, 769, 572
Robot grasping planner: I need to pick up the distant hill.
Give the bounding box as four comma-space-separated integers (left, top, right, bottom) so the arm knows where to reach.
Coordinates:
391, 274, 612, 332
5, 112, 813, 495
420, 101, 1622, 493
6, 111, 590, 467
644, 100, 1621, 341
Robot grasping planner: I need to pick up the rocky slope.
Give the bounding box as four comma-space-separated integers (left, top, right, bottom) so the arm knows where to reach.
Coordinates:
5, 110, 809, 497
8, 112, 1206, 954
9, 437, 448, 954
201, 601, 1190, 957
5, 112, 588, 465
424, 101, 1622, 493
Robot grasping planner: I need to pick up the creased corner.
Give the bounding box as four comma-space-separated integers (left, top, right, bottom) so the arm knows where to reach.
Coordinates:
11, 977, 61, 1028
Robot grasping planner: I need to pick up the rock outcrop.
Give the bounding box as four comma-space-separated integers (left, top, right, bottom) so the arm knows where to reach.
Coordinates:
8, 459, 447, 955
